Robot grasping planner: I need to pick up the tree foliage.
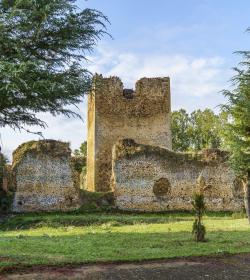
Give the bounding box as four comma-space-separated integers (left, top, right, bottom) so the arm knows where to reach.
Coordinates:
74, 141, 87, 157
171, 109, 190, 151
0, 0, 108, 132
171, 109, 228, 152
222, 49, 250, 176
222, 28, 250, 222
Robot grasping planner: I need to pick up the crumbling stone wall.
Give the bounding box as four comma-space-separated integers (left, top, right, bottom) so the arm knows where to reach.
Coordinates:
87, 75, 172, 192
112, 139, 244, 212
12, 140, 80, 212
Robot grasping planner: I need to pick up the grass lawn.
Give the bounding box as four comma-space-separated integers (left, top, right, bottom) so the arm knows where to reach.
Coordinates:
0, 211, 249, 271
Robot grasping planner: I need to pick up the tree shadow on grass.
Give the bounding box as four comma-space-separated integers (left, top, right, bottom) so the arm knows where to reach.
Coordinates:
0, 211, 235, 231
1, 230, 250, 271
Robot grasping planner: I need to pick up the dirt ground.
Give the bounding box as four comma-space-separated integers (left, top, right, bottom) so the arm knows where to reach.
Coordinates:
1, 253, 250, 280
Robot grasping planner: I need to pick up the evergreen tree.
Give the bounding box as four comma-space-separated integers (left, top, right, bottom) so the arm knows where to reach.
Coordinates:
222, 29, 250, 222
0, 0, 108, 132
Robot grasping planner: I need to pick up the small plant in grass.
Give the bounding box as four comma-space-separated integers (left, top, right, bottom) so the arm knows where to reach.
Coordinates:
232, 208, 247, 219
192, 193, 206, 242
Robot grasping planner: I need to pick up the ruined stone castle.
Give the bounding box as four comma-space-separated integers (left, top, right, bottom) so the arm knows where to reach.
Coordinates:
7, 75, 245, 212
86, 75, 172, 192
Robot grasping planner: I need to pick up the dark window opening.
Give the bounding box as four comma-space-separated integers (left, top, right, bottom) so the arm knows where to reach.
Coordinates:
123, 89, 135, 99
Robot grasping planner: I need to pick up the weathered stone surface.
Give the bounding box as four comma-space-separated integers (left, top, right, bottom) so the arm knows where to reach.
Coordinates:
86, 75, 172, 192
12, 140, 80, 212
112, 139, 244, 212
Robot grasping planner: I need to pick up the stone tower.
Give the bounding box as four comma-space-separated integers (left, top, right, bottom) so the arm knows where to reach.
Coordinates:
86, 75, 172, 192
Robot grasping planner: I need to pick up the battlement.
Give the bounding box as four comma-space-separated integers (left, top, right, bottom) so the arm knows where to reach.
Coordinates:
87, 75, 172, 192
91, 75, 170, 117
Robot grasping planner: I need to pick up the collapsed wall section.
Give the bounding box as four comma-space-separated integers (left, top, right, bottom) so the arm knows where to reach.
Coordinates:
87, 75, 172, 192
12, 140, 80, 212
112, 139, 244, 212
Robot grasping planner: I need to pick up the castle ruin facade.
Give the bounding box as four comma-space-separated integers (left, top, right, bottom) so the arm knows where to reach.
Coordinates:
86, 75, 172, 192
7, 75, 245, 213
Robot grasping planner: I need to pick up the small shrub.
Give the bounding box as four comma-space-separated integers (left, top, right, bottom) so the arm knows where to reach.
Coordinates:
192, 193, 206, 242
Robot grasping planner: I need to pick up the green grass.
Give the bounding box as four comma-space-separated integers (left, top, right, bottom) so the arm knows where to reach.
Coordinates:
0, 211, 249, 271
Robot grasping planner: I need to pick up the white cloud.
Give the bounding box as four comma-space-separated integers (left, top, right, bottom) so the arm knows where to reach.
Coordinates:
88, 45, 229, 98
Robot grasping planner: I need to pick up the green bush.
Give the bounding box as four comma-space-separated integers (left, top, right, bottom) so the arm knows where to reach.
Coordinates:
0, 190, 13, 214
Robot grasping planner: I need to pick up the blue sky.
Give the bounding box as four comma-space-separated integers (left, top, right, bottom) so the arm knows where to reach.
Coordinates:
1, 0, 250, 159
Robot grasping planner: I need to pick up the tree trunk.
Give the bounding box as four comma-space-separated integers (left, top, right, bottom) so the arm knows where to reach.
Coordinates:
244, 171, 250, 224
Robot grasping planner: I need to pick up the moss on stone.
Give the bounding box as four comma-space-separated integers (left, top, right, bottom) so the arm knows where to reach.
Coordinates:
114, 139, 197, 165
114, 139, 229, 166
79, 190, 114, 211
12, 140, 71, 170
200, 148, 229, 162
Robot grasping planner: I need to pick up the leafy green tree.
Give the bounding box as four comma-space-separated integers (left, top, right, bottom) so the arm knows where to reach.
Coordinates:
0, 0, 108, 132
171, 109, 191, 151
189, 109, 221, 150
216, 110, 230, 149
74, 141, 87, 157
171, 109, 227, 152
222, 29, 250, 222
